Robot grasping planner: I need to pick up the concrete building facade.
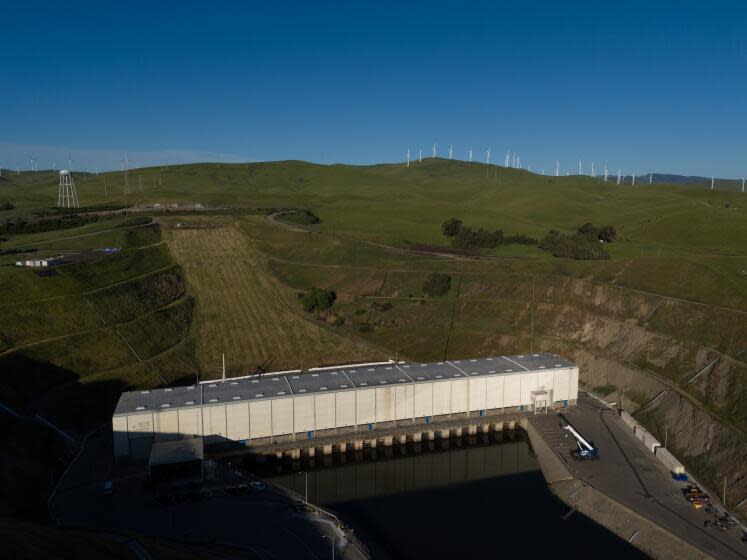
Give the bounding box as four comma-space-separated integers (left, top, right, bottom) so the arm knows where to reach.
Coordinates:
112, 352, 578, 461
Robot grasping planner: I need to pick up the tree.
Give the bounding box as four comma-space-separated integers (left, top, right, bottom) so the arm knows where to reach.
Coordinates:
423, 273, 452, 297
441, 218, 463, 237
302, 287, 337, 312
598, 225, 617, 243
577, 222, 599, 238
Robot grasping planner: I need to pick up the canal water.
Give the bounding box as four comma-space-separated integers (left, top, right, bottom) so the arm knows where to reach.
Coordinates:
252, 431, 648, 559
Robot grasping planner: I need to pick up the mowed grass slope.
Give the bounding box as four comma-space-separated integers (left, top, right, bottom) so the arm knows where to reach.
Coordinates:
164, 218, 383, 378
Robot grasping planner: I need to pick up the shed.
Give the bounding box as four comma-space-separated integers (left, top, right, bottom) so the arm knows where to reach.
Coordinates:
149, 437, 204, 483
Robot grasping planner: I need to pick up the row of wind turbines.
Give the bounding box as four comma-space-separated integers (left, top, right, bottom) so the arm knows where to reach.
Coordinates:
403, 145, 746, 193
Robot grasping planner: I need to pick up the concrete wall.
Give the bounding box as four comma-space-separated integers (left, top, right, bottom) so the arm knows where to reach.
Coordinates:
114, 368, 577, 458
655, 447, 685, 474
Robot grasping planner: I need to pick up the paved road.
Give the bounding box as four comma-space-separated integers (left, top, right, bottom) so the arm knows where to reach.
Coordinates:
532, 394, 747, 560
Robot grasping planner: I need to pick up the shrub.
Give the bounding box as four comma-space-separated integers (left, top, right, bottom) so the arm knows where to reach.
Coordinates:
539, 230, 610, 260
302, 287, 337, 312
1, 202, 14, 211
358, 323, 373, 333
423, 273, 452, 297
441, 218, 463, 237
372, 301, 393, 312
283, 210, 320, 225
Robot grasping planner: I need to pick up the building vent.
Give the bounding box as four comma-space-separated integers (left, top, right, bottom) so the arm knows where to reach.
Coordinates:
486, 358, 493, 361
360, 382, 368, 386
164, 388, 173, 392
488, 370, 496, 374
136, 406, 146, 410
470, 359, 477, 362
209, 398, 218, 403
340, 384, 349, 388
186, 386, 195, 390
417, 376, 425, 380
208, 384, 216, 388
298, 389, 307, 393
230, 381, 238, 385
272, 377, 279, 381
320, 386, 328, 390
277, 391, 286, 395
312, 373, 319, 377
539, 366, 546, 369
331, 372, 339, 375
255, 393, 264, 398
160, 403, 170, 408
398, 378, 406, 382
233, 396, 241, 400
555, 364, 562, 367
470, 372, 478, 375
140, 390, 150, 394
453, 360, 461, 363
292, 375, 300, 379
379, 380, 387, 384
453, 373, 461, 377
435, 375, 443, 379
506, 369, 513, 372
251, 380, 259, 384
186, 401, 195, 405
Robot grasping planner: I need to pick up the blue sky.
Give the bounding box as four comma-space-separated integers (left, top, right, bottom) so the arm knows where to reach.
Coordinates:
1, 1, 746, 176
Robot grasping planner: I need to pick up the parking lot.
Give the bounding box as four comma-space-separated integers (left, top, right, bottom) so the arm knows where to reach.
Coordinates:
531, 393, 747, 560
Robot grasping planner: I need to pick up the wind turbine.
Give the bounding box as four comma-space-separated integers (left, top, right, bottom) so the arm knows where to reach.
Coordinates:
555, 160, 560, 177
468, 147, 472, 162
505, 151, 510, 167
742, 177, 745, 193
632, 173, 636, 186
449, 145, 453, 160
516, 155, 520, 168
406, 148, 410, 167
485, 146, 491, 165
710, 176, 714, 190
418, 149, 422, 163
578, 160, 583, 175
511, 153, 516, 168
432, 143, 437, 158
617, 169, 621, 185
649, 172, 653, 184
591, 162, 595, 178
604, 165, 608, 182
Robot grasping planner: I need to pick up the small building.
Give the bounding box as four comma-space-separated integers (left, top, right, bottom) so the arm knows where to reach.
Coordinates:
149, 437, 204, 484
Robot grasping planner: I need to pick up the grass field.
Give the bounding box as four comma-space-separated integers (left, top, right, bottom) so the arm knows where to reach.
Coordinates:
164, 218, 384, 377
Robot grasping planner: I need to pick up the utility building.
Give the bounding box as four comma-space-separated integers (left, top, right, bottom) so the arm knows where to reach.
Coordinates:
112, 352, 578, 461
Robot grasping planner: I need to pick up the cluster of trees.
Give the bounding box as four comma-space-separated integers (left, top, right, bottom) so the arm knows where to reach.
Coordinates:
423, 273, 452, 297
441, 218, 537, 250
302, 287, 337, 312
0, 214, 98, 235
577, 222, 617, 243
538, 229, 610, 260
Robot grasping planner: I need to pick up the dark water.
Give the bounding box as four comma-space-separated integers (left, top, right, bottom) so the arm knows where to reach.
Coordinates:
253, 432, 648, 560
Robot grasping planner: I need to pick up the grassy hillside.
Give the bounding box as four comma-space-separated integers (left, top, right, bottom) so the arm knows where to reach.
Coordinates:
1, 159, 746, 531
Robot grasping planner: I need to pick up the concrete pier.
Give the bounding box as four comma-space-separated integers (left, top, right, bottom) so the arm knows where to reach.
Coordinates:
397, 434, 407, 445
426, 430, 435, 441
481, 423, 490, 434
353, 440, 363, 451
408, 432, 422, 443
323, 445, 333, 456
382, 436, 393, 447
467, 425, 477, 436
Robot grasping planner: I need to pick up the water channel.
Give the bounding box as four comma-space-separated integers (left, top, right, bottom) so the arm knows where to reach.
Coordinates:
251, 430, 648, 559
